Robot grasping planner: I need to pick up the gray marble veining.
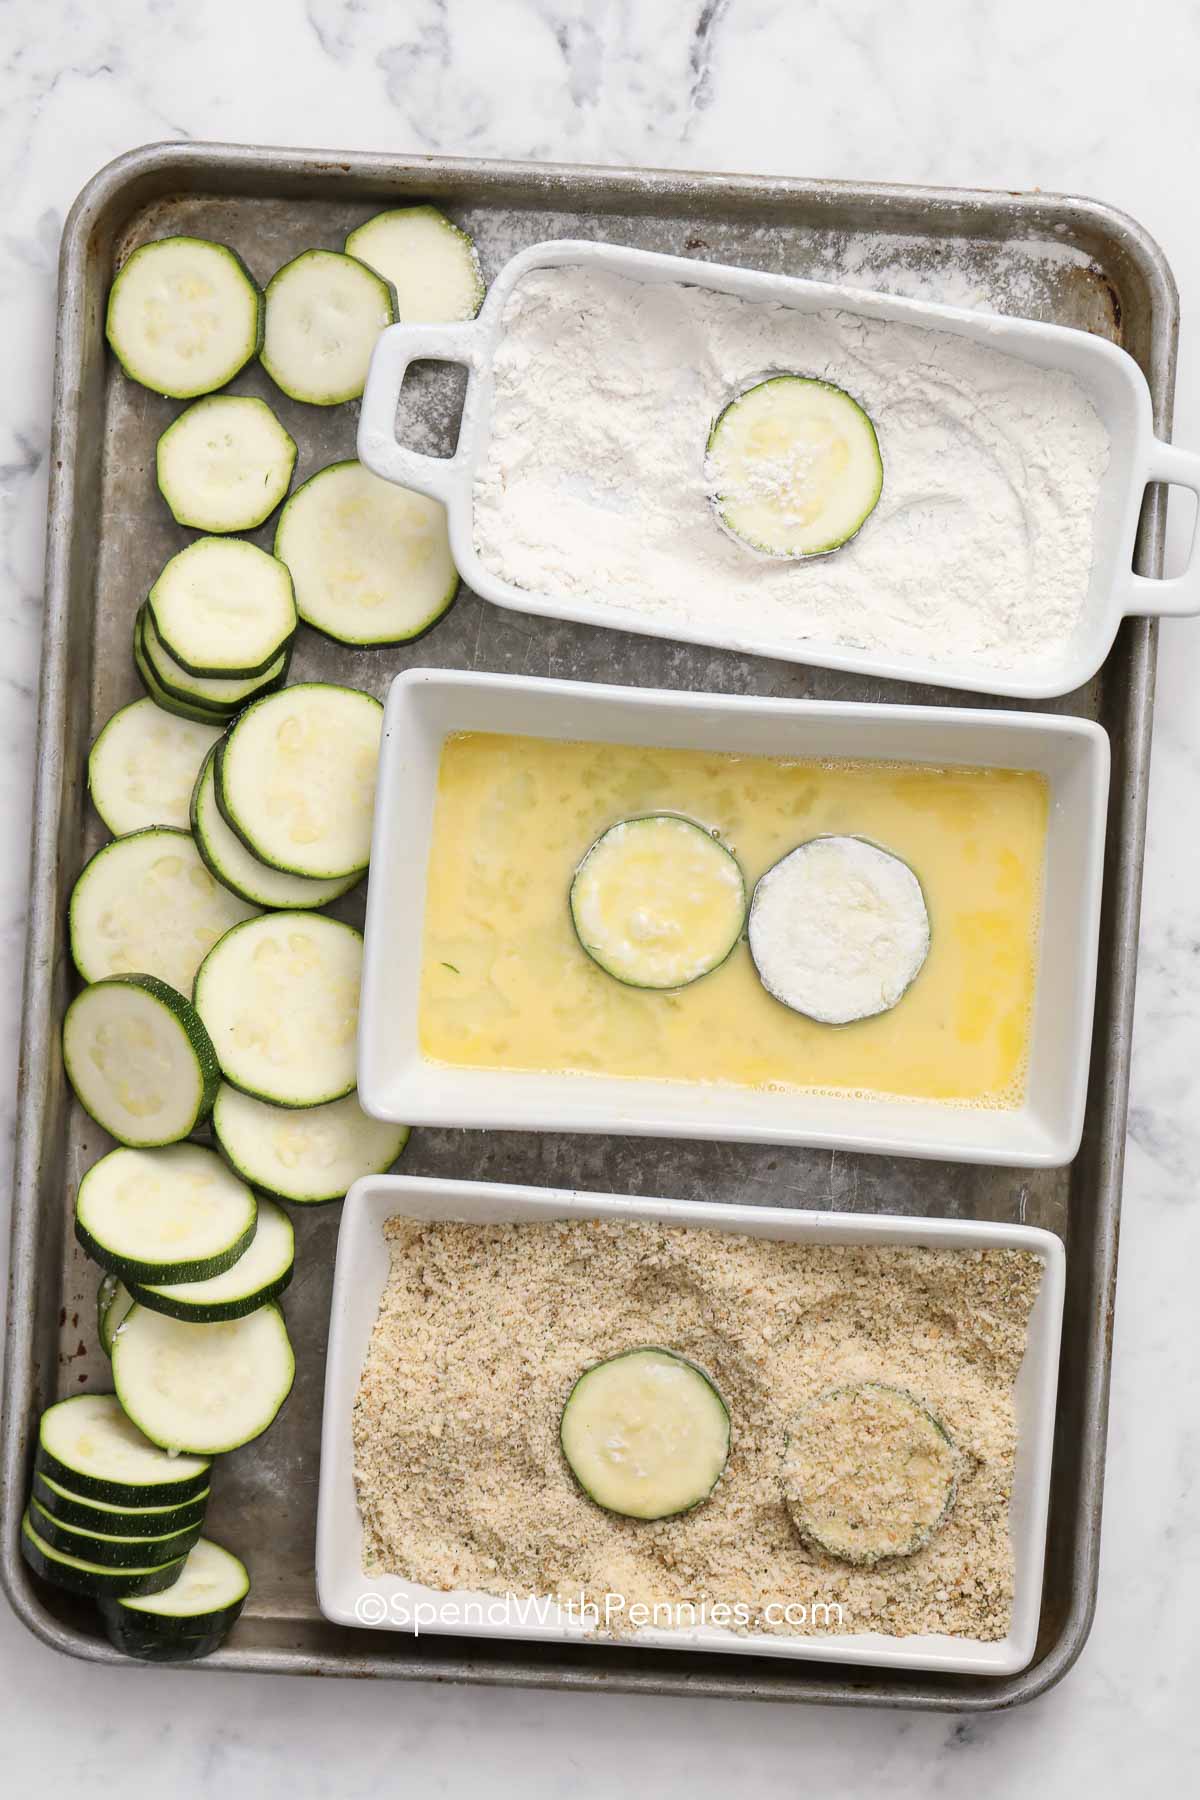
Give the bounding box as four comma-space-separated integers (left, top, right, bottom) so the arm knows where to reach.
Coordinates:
0, 0, 1197, 1790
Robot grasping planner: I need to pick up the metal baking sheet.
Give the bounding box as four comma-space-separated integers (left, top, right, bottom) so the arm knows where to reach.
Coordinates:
0, 143, 1174, 1710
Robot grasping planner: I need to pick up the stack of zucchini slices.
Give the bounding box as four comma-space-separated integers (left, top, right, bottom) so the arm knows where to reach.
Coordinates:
37, 200, 484, 1656
20, 1393, 249, 1661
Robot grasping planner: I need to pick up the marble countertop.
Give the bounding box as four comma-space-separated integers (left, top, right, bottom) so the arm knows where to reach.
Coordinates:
2, 0, 1198, 1790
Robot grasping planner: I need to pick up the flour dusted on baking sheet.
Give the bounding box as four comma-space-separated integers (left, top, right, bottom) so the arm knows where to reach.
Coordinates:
472, 266, 1110, 671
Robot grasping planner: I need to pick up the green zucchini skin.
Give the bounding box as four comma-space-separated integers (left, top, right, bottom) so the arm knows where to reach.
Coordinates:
31, 1470, 209, 1538
133, 613, 238, 725
105, 237, 263, 400
74, 1170, 258, 1287
156, 394, 297, 533
560, 1345, 731, 1521
146, 545, 297, 682
101, 1621, 230, 1662
706, 375, 883, 559
63, 973, 221, 1149
100, 1540, 247, 1639
569, 814, 746, 991
125, 1200, 295, 1322
19, 1510, 187, 1600
96, 1273, 135, 1358
35, 1396, 212, 1506
139, 606, 291, 712
28, 1496, 204, 1568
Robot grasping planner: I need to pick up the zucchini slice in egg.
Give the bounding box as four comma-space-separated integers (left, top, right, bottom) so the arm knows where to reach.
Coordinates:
560, 1347, 730, 1520
748, 834, 930, 1025
706, 375, 883, 558
781, 1381, 958, 1565
570, 814, 746, 990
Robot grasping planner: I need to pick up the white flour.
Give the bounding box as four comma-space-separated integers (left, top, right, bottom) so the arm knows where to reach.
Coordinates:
472, 268, 1111, 671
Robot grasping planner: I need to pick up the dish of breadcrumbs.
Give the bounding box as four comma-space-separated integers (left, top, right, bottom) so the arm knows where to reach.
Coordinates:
353, 1216, 1043, 1639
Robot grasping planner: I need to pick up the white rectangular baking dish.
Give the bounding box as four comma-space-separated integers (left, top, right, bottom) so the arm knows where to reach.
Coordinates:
316, 1175, 1066, 1677
357, 668, 1108, 1166
358, 239, 1200, 701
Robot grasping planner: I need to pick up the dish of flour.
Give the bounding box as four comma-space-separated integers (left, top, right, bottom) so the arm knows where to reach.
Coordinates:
471, 267, 1110, 671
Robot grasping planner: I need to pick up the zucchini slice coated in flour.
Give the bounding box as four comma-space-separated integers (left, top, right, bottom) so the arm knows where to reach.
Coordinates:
190, 745, 360, 910
344, 204, 485, 323
156, 394, 297, 532
88, 698, 222, 835
147, 538, 297, 680
212, 1082, 409, 1205
105, 236, 262, 400
35, 1393, 211, 1506
68, 827, 259, 993
560, 1347, 730, 1520
706, 375, 883, 558
75, 1143, 258, 1286
261, 248, 396, 406
127, 1196, 294, 1323
20, 1510, 186, 1601
111, 1301, 296, 1455
781, 1382, 958, 1565
273, 459, 457, 647
62, 973, 220, 1148
215, 683, 382, 881
748, 835, 930, 1025
570, 814, 746, 990
193, 912, 363, 1107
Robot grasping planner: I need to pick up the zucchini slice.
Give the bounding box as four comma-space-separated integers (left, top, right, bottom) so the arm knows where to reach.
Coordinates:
560, 1347, 730, 1520
190, 746, 359, 911
215, 684, 382, 880
261, 249, 396, 406
128, 1196, 294, 1322
102, 1622, 229, 1662
747, 834, 930, 1025
156, 394, 297, 533
29, 1495, 204, 1569
139, 606, 289, 711
112, 1301, 296, 1455
706, 376, 883, 558
212, 1083, 408, 1205
344, 205, 484, 322
102, 1536, 248, 1637
570, 814, 746, 990
133, 618, 239, 726
32, 1469, 208, 1538
75, 1143, 258, 1286
193, 912, 362, 1107
88, 698, 222, 835
20, 1510, 187, 1600
97, 1273, 135, 1358
63, 974, 220, 1148
35, 1393, 211, 1505
105, 236, 262, 400
147, 538, 297, 680
781, 1382, 959, 1565
68, 827, 259, 993
273, 459, 457, 647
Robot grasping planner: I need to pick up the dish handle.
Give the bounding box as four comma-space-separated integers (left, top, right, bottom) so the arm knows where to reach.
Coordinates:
1127, 439, 1200, 617
357, 321, 482, 504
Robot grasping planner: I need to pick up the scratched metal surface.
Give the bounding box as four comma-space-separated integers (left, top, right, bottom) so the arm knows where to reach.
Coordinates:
0, 143, 1175, 1709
